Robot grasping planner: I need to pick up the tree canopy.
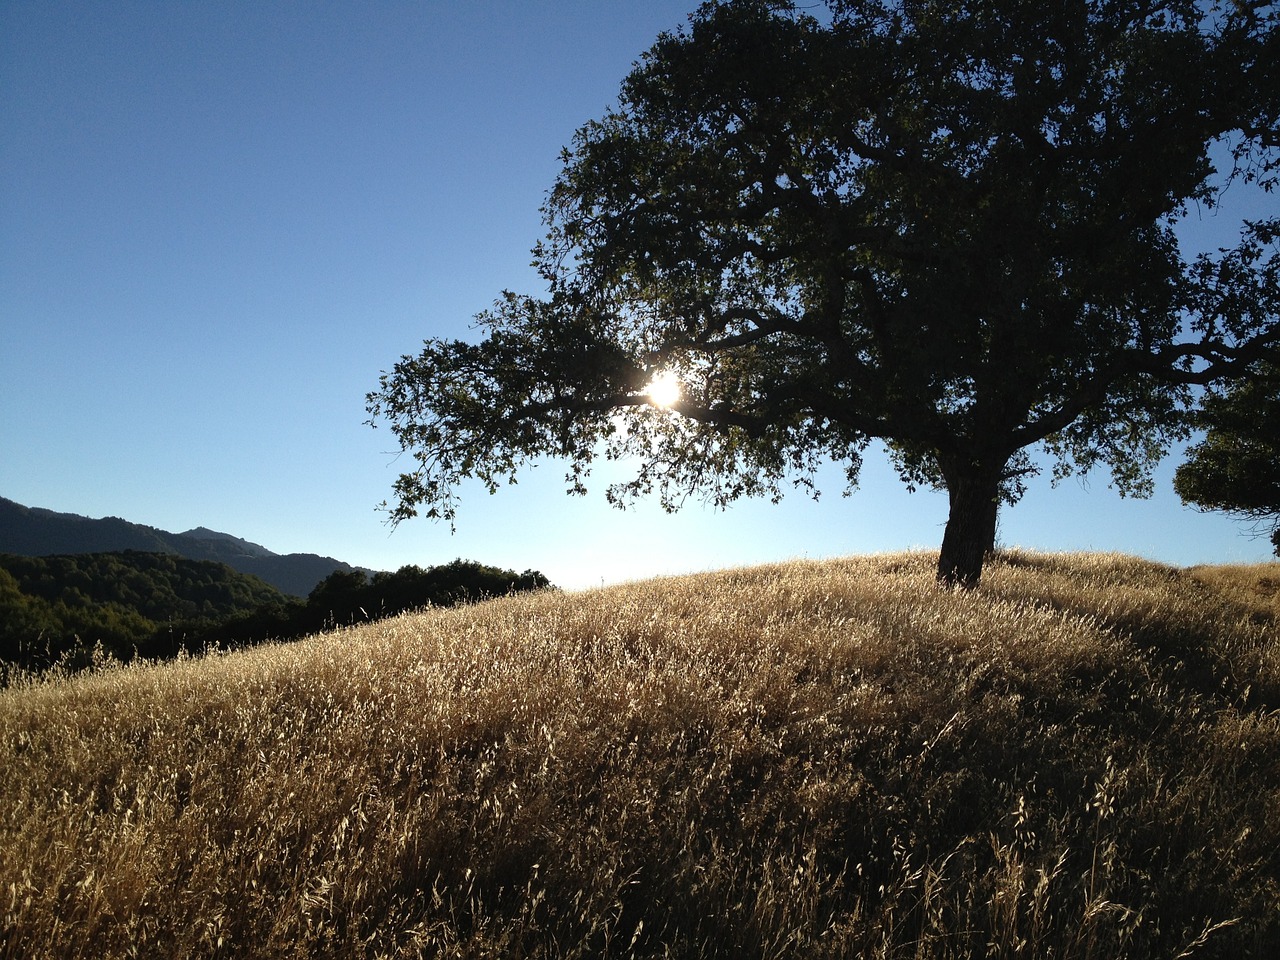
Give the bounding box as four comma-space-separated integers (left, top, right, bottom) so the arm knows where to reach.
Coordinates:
0, 551, 290, 673
368, 0, 1280, 586
1175, 361, 1280, 552
303, 560, 552, 630
0, 552, 553, 679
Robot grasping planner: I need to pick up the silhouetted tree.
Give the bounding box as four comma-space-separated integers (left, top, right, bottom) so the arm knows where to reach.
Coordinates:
307, 561, 552, 628
368, 0, 1280, 587
1176, 362, 1280, 553
306, 569, 371, 627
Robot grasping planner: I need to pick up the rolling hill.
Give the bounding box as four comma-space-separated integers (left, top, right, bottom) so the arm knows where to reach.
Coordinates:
2, 551, 1278, 958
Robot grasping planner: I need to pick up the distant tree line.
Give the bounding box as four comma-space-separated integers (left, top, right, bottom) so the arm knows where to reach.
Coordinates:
0, 552, 551, 680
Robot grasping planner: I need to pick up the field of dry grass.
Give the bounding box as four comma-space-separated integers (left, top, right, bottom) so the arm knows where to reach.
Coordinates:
3, 551, 1279, 958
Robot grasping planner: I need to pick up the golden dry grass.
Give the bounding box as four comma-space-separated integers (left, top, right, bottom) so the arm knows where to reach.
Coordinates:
2, 551, 1279, 958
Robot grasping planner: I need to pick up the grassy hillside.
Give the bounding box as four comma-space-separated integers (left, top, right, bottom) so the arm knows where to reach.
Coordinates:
2, 552, 1278, 959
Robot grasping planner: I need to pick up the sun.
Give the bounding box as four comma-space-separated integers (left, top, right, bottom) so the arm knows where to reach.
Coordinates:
644, 370, 682, 408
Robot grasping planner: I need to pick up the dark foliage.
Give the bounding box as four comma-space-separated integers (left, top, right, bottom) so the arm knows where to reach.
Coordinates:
0, 551, 289, 673
1176, 361, 1280, 553
298, 560, 553, 632
0, 552, 552, 679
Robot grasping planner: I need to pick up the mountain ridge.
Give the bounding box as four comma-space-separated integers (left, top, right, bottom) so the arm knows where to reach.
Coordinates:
177, 527, 275, 558
0, 496, 370, 596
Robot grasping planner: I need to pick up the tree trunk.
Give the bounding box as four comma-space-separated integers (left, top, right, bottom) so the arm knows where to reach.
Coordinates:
937, 470, 1001, 589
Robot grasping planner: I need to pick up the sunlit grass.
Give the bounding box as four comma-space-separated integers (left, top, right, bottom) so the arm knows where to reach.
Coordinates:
3, 551, 1278, 958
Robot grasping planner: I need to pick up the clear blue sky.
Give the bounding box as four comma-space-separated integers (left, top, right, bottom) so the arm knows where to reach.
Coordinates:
2, 1, 1276, 590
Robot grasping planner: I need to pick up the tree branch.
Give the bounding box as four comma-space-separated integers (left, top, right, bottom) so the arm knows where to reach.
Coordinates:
1011, 333, 1280, 447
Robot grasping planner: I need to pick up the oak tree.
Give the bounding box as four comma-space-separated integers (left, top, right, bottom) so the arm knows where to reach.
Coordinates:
368, 0, 1280, 586
1176, 361, 1280, 552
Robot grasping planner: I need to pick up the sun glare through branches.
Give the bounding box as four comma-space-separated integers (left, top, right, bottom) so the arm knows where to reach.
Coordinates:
645, 370, 682, 408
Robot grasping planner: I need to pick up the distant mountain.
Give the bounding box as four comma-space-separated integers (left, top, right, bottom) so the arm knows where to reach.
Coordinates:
178, 527, 275, 559
0, 497, 372, 597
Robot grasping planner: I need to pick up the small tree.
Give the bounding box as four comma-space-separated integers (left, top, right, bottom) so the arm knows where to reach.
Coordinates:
1176, 361, 1280, 553
368, 0, 1279, 587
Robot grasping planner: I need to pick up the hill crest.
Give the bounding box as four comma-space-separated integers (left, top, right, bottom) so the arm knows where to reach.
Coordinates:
3, 551, 1278, 957
177, 527, 275, 558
